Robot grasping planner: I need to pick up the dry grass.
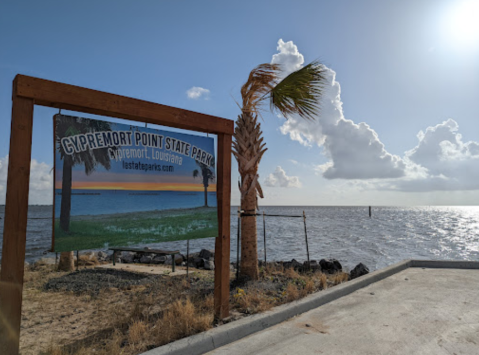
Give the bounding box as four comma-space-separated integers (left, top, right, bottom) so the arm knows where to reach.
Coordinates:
284, 267, 301, 279
154, 298, 213, 346
76, 255, 99, 267
304, 279, 315, 294
319, 273, 328, 290
332, 272, 350, 284
128, 321, 148, 347
20, 264, 215, 355
285, 283, 299, 302
233, 288, 274, 314
23, 261, 352, 355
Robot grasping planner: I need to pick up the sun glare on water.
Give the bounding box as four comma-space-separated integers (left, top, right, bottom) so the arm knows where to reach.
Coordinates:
444, 0, 479, 48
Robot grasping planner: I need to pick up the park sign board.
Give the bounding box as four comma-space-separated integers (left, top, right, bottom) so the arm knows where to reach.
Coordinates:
53, 114, 217, 252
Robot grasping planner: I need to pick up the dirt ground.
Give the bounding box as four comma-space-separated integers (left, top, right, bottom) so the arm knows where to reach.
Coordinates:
17, 260, 349, 355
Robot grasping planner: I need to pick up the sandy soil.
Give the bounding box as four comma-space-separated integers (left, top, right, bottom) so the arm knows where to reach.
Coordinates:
19, 263, 211, 354
17, 260, 349, 355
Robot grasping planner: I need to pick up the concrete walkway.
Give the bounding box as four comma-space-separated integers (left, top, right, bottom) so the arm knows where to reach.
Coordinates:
207, 268, 479, 355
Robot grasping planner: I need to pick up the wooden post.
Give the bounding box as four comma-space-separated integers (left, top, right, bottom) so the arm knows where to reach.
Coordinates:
369, 206, 372, 218
236, 206, 240, 280
303, 211, 310, 269
214, 133, 231, 319
186, 240, 189, 281
263, 211, 267, 265
0, 75, 234, 353
0, 94, 34, 355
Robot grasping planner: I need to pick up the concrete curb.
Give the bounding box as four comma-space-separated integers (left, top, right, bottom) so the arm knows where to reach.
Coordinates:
141, 259, 479, 355
410, 259, 479, 269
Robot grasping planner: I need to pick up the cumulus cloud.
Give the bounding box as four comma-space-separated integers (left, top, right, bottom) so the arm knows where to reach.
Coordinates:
264, 166, 301, 188
269, 38, 479, 193
273, 41, 405, 180
0, 155, 53, 205
186, 86, 210, 100
271, 39, 305, 77
390, 119, 479, 191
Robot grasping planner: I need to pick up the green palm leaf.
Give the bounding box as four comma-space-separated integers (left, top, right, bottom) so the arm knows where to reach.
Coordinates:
269, 60, 326, 120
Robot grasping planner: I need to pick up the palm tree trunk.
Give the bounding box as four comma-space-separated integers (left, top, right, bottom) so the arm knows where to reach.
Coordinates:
240, 185, 259, 279
233, 112, 267, 280
59, 157, 74, 271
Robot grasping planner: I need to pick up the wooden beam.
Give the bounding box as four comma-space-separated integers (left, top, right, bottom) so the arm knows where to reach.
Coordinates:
0, 94, 34, 355
0, 74, 234, 354
14, 75, 234, 135
214, 133, 232, 319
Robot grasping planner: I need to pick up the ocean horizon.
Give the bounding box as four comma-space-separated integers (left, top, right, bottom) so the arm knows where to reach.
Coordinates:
1, 205, 478, 271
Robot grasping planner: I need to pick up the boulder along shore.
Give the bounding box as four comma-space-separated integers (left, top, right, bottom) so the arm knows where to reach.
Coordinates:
36, 248, 370, 281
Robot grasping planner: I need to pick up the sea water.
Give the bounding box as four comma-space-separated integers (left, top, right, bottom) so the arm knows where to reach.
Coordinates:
1, 205, 478, 271
53, 189, 217, 216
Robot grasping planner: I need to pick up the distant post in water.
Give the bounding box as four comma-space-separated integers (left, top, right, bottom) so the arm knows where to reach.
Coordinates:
369, 206, 372, 218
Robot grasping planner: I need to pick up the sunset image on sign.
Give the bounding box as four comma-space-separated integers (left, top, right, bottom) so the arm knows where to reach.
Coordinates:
53, 114, 217, 252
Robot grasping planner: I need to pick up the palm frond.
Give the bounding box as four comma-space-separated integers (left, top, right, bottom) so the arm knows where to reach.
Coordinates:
241, 63, 280, 115
269, 60, 327, 120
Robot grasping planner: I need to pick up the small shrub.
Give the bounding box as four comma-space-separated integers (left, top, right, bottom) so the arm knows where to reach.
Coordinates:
128, 320, 147, 345
285, 283, 299, 302
154, 298, 213, 345
204, 294, 214, 311
304, 279, 315, 294
319, 273, 328, 290
284, 267, 300, 279
332, 272, 349, 284
234, 288, 273, 314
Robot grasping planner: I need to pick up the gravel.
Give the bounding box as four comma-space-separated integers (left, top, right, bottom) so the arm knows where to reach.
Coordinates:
44, 269, 162, 295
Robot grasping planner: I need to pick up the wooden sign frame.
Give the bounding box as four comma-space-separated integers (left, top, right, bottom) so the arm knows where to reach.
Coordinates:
0, 75, 233, 355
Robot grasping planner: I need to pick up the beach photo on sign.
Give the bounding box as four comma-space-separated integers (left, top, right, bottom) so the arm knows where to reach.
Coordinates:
53, 115, 217, 252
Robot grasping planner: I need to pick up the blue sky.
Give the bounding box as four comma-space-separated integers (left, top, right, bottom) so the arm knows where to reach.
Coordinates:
1, 0, 479, 205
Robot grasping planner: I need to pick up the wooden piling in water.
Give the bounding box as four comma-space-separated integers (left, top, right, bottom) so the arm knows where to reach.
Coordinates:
369, 206, 372, 218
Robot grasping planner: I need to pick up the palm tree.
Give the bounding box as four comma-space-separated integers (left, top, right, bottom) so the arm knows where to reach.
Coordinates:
55, 115, 116, 271
193, 160, 215, 207
233, 61, 327, 280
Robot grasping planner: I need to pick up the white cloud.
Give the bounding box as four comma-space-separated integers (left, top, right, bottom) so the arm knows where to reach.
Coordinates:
186, 86, 210, 100
271, 39, 304, 78
264, 166, 301, 188
0, 155, 53, 205
274, 48, 405, 180
390, 119, 479, 192
268, 38, 479, 196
